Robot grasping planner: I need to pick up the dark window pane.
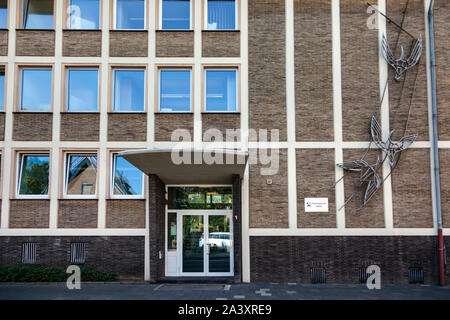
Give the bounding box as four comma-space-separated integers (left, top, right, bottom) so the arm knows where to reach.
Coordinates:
23, 0, 54, 29
67, 69, 98, 111
205, 70, 237, 112
69, 0, 100, 29
66, 155, 97, 195
160, 70, 191, 112
207, 0, 235, 30
113, 155, 143, 195
168, 187, 232, 209
19, 155, 50, 195
116, 0, 145, 30
21, 69, 52, 111
113, 70, 145, 111
162, 0, 190, 30
0, 69, 4, 111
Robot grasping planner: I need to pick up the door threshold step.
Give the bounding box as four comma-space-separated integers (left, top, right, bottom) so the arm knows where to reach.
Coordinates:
159, 277, 235, 284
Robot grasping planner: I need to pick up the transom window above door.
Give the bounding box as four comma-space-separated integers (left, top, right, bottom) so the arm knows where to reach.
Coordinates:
168, 187, 232, 209
161, 0, 191, 30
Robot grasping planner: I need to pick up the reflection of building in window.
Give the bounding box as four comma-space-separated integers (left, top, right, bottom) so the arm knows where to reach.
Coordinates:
112, 154, 143, 196
66, 155, 97, 196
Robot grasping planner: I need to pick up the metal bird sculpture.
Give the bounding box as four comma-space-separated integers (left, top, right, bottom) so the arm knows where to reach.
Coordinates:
381, 34, 422, 81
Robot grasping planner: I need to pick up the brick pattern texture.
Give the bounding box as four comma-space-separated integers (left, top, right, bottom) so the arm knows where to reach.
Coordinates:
0, 30, 7, 56
13, 113, 52, 141
0, 113, 5, 140
295, 0, 334, 142
60, 113, 100, 141
248, 0, 287, 141
202, 113, 241, 142
16, 30, 55, 56
63, 30, 102, 57
154, 113, 193, 141
58, 200, 98, 228
148, 174, 165, 282
250, 236, 439, 284
9, 200, 50, 228
109, 31, 148, 57
440, 149, 450, 228
297, 149, 336, 228
202, 31, 240, 57
107, 113, 147, 141
0, 236, 145, 280
156, 31, 194, 57
106, 200, 146, 228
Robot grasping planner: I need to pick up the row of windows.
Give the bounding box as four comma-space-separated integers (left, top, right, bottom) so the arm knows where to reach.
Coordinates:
0, 0, 238, 31
0, 67, 239, 112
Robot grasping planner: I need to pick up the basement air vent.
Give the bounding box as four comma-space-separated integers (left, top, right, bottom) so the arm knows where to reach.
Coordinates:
70, 243, 86, 264
359, 267, 373, 283
21, 243, 37, 264
408, 267, 424, 284
310, 268, 326, 284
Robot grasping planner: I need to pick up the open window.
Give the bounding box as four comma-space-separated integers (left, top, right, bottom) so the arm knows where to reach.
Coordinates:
0, 0, 7, 29
64, 153, 97, 198
17, 153, 50, 198
22, 0, 54, 29
111, 153, 144, 198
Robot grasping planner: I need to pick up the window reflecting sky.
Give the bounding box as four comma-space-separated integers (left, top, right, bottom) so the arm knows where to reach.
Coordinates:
160, 70, 191, 112
23, 0, 54, 29
19, 155, 50, 195
162, 0, 190, 30
113, 156, 143, 196
116, 0, 145, 30
67, 69, 98, 111
69, 0, 100, 29
21, 69, 52, 111
0, 69, 4, 111
205, 70, 237, 112
207, 0, 235, 30
114, 70, 145, 111
0, 0, 7, 29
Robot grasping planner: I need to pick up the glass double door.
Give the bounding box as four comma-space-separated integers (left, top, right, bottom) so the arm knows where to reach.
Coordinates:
180, 211, 233, 276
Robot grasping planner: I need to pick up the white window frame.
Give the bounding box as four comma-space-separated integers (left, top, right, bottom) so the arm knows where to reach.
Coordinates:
113, 0, 147, 30
159, 0, 192, 30
67, 0, 101, 30
63, 153, 98, 199
204, 0, 238, 31
65, 68, 99, 112
112, 68, 146, 113
158, 68, 192, 113
110, 152, 145, 199
16, 153, 50, 199
19, 68, 52, 112
203, 68, 238, 113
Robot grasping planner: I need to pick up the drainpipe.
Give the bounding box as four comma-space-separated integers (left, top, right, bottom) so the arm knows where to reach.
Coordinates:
428, 0, 445, 286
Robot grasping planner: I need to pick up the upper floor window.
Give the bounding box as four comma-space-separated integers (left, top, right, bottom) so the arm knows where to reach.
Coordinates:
22, 0, 54, 29
161, 0, 190, 30
204, 69, 237, 112
159, 69, 191, 112
68, 0, 100, 29
206, 0, 237, 30
64, 154, 97, 197
17, 154, 50, 198
115, 0, 145, 30
113, 69, 145, 112
111, 153, 143, 197
0, 68, 4, 111
20, 68, 52, 112
0, 0, 7, 29
66, 69, 98, 112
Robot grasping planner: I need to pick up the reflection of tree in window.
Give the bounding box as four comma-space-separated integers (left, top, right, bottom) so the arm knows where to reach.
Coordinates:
114, 169, 136, 195
67, 156, 97, 195
19, 156, 49, 195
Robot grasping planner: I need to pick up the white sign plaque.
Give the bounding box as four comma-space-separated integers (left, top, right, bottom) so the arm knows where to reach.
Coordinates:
304, 198, 329, 212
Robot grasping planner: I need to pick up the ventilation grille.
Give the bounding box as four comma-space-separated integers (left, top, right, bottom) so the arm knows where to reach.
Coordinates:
359, 267, 373, 283
21, 243, 37, 264
70, 243, 86, 264
310, 268, 326, 284
408, 267, 424, 284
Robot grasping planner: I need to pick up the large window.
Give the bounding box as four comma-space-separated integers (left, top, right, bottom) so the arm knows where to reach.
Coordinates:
65, 154, 97, 197
206, 0, 236, 30
66, 69, 98, 111
204, 69, 237, 112
22, 0, 54, 29
20, 69, 52, 112
0, 68, 4, 111
159, 69, 191, 112
113, 69, 145, 112
68, 0, 100, 29
111, 154, 143, 197
168, 187, 232, 209
115, 0, 145, 30
17, 154, 50, 197
161, 0, 190, 30
0, 0, 7, 29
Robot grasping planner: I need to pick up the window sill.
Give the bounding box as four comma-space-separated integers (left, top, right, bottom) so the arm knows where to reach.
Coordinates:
16, 29, 55, 31
59, 198, 98, 201
110, 29, 148, 32
107, 111, 147, 114
107, 198, 146, 200
156, 29, 193, 32
13, 111, 53, 114
155, 112, 193, 114
13, 197, 50, 200
63, 29, 101, 32
60, 111, 100, 114
202, 30, 240, 32
202, 111, 240, 114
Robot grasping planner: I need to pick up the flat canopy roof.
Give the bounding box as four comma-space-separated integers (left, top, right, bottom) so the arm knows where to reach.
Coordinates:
119, 148, 248, 184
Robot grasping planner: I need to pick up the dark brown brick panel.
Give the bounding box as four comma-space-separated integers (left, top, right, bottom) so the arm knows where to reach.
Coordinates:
16, 30, 55, 56
439, 148, 450, 228
392, 148, 433, 228
341, 0, 380, 141
295, 0, 333, 142
63, 30, 102, 57
13, 112, 52, 141
109, 31, 148, 57
297, 149, 336, 228
107, 113, 147, 141
58, 200, 98, 228
9, 200, 50, 228
154, 113, 193, 142
156, 31, 194, 57
202, 113, 240, 141
0, 112, 5, 140
60, 113, 99, 141
148, 174, 165, 282
248, 0, 287, 141
0, 30, 7, 56
106, 199, 146, 228
202, 31, 240, 57
249, 148, 288, 228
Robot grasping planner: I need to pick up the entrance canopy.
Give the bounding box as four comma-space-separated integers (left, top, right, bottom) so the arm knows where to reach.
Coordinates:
119, 148, 248, 184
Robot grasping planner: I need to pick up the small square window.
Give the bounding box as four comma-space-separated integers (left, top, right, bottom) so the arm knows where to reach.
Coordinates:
65, 154, 97, 197
115, 0, 145, 30
112, 153, 143, 197
161, 0, 190, 30
159, 69, 191, 112
22, 0, 54, 29
113, 69, 145, 112
204, 69, 237, 112
67, 69, 98, 111
68, 0, 100, 29
17, 154, 50, 197
207, 0, 237, 30
0, 0, 7, 29
0, 68, 4, 111
20, 69, 52, 112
